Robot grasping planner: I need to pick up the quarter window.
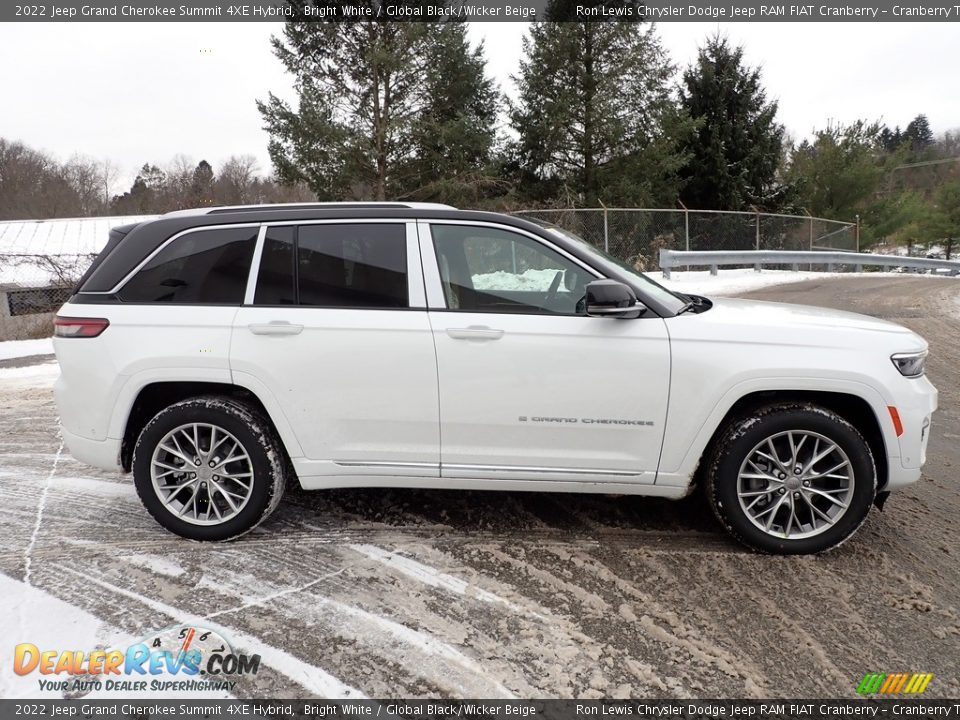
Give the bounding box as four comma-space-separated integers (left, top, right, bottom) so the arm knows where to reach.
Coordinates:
119, 227, 257, 304
431, 224, 592, 315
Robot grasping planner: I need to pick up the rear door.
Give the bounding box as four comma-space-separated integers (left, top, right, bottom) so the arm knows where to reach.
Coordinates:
230, 220, 440, 481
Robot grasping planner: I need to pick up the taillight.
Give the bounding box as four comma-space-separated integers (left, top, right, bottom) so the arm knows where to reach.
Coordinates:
53, 316, 110, 338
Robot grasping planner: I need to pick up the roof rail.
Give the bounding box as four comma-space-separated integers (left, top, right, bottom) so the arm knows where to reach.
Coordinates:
161, 201, 456, 218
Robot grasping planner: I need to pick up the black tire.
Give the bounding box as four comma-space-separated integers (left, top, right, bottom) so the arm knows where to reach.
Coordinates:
706, 402, 876, 555
132, 396, 286, 541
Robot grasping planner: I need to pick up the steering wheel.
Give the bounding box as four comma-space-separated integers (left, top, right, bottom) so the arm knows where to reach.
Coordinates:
543, 270, 563, 308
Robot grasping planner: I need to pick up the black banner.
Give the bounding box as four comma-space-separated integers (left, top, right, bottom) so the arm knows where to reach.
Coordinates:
4, 0, 960, 22
1, 700, 960, 720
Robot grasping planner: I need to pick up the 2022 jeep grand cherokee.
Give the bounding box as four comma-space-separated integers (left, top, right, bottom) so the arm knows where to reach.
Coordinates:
53, 202, 938, 553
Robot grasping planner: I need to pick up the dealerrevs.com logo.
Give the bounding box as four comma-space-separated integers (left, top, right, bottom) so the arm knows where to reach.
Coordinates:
856, 672, 934, 695
14, 625, 260, 695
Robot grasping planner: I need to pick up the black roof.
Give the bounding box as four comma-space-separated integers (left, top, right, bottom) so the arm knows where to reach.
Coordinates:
78, 207, 549, 294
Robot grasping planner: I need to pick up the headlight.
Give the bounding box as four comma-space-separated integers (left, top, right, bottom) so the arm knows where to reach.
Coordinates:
891, 350, 927, 378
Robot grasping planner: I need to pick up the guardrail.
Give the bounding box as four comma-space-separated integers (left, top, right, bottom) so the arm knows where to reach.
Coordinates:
658, 249, 960, 279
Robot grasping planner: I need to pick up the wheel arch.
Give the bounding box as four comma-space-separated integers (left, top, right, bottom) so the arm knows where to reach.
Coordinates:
691, 389, 889, 492
120, 381, 299, 473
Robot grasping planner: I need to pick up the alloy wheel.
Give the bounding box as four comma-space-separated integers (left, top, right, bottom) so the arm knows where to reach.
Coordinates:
736, 430, 854, 540
150, 423, 254, 526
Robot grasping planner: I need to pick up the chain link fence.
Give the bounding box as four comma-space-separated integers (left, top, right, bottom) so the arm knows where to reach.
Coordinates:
514, 208, 858, 272
0, 209, 859, 342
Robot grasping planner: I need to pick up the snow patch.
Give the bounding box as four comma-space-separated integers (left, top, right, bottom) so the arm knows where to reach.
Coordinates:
472, 268, 568, 292
0, 338, 53, 361
658, 268, 955, 297
0, 573, 229, 699
349, 544, 544, 618
50, 476, 136, 499
0, 360, 60, 381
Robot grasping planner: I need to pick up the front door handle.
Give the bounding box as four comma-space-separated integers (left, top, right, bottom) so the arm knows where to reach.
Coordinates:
446, 326, 504, 341
248, 321, 304, 336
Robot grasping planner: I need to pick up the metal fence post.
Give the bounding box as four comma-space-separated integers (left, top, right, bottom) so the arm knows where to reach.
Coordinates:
754, 208, 761, 272
678, 200, 690, 252
599, 201, 609, 253
855, 214, 861, 253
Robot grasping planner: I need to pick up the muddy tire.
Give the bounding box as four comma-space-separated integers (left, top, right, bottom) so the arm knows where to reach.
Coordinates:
706, 403, 876, 554
132, 396, 286, 541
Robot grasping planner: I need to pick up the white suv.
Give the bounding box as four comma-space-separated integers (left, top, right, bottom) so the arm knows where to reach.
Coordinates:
53, 203, 938, 553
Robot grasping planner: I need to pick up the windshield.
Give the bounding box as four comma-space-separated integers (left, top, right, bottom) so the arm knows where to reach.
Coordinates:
539, 225, 689, 315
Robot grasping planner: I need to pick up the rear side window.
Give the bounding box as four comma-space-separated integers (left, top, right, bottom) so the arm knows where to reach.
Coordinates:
253, 223, 408, 309
119, 227, 257, 304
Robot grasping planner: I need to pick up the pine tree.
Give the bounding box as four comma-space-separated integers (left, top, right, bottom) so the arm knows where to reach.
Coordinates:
678, 34, 786, 211
510, 20, 686, 206
258, 13, 430, 200
402, 22, 500, 204
190, 160, 215, 206
258, 10, 499, 202
903, 114, 935, 160
786, 121, 890, 221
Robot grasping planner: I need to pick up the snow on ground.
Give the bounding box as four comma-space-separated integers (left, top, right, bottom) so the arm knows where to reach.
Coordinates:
658, 268, 957, 296
0, 338, 53, 361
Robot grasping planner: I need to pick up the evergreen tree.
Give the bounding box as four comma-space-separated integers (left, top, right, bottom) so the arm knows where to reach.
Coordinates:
190, 160, 215, 206
403, 22, 500, 204
510, 20, 686, 206
903, 114, 935, 160
258, 10, 499, 202
879, 125, 903, 153
929, 180, 960, 259
786, 121, 891, 221
678, 34, 786, 211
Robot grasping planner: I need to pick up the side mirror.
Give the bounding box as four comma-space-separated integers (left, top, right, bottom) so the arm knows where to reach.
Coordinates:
585, 280, 645, 319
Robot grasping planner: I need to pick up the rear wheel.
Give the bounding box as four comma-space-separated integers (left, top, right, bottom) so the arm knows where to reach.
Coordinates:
706, 403, 876, 554
133, 396, 285, 541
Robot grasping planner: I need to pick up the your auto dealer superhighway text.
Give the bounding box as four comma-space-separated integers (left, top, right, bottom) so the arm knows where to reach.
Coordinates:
579, 3, 956, 16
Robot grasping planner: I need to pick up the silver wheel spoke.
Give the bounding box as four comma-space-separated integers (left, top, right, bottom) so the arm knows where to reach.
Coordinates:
805, 487, 849, 508
805, 459, 850, 480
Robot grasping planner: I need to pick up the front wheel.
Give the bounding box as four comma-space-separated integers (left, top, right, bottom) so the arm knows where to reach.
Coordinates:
706, 403, 876, 554
132, 396, 286, 541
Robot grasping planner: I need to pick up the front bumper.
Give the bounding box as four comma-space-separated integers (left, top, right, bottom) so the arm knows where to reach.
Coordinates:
886, 375, 937, 491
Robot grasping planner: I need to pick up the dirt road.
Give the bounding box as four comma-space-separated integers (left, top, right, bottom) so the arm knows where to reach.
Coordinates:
1, 276, 957, 699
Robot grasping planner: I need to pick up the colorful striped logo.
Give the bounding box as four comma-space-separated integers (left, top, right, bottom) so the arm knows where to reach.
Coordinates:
857, 672, 933, 694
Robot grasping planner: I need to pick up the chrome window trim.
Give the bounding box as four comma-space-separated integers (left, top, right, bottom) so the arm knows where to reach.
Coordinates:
252, 218, 420, 310
417, 219, 604, 311
91, 222, 264, 296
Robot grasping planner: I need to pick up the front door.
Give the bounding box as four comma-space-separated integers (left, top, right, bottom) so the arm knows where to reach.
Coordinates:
420, 221, 671, 484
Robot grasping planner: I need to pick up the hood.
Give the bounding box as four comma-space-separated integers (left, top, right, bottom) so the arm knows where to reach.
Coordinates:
673, 297, 926, 352
708, 297, 915, 335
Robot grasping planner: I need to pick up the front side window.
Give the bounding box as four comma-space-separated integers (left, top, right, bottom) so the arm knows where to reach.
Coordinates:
253, 223, 408, 309
119, 227, 257, 304
431, 224, 592, 315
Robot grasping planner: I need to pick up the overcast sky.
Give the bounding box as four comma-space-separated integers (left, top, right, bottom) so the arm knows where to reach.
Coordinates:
1, 21, 957, 191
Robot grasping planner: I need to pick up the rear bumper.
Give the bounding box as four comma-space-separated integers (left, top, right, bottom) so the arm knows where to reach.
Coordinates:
61, 427, 121, 472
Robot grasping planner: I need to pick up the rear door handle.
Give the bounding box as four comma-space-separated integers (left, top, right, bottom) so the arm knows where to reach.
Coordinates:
446, 326, 504, 341
248, 321, 304, 336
